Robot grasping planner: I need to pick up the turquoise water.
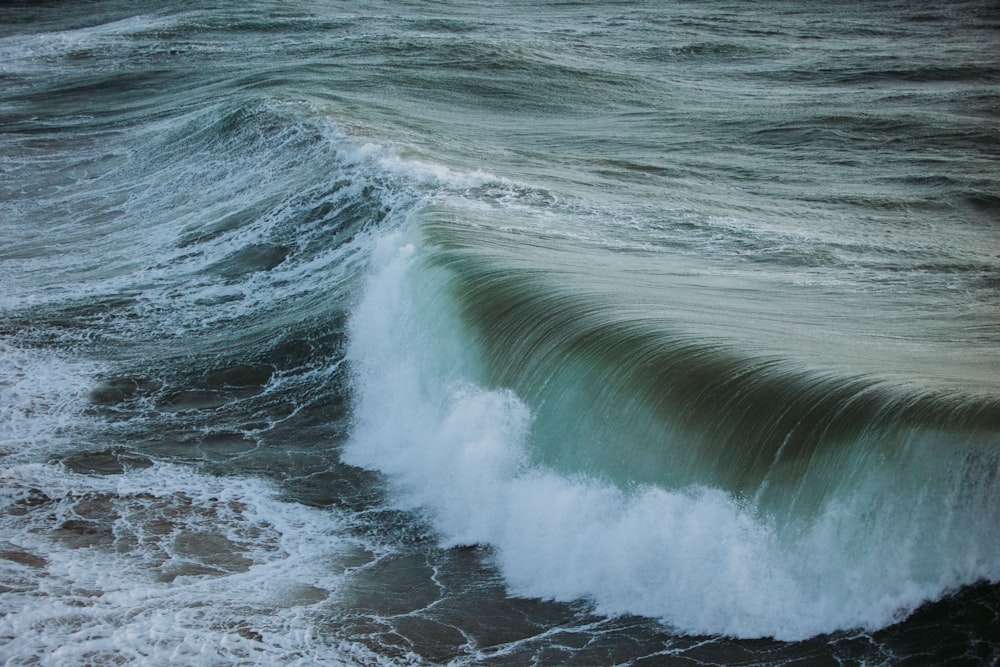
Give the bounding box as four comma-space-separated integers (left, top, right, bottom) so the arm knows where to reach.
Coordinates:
1, 1, 998, 664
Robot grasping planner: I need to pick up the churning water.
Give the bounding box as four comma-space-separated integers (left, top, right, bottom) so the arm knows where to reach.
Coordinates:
2, 1, 998, 664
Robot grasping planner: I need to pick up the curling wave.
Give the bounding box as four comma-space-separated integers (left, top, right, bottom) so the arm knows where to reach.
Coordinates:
345, 202, 1000, 641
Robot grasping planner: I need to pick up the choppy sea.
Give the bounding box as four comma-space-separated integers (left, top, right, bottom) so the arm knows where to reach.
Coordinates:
2, 1, 999, 664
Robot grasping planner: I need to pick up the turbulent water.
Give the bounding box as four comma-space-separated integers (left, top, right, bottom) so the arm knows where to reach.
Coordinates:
2, 1, 999, 664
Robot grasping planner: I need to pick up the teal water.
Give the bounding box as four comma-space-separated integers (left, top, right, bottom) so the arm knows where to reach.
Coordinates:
1, 1, 998, 664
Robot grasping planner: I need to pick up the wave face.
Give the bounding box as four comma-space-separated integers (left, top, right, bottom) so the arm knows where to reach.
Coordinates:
345, 204, 1000, 640
2, 0, 999, 663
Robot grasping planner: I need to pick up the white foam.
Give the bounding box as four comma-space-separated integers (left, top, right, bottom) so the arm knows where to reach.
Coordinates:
344, 227, 1000, 641
0, 462, 381, 666
0, 342, 101, 460
335, 136, 499, 192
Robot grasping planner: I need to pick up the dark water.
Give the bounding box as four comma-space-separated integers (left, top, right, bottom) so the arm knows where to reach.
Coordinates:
1, 1, 999, 664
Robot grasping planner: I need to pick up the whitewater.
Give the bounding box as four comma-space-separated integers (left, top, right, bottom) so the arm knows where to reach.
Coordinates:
1, 1, 998, 665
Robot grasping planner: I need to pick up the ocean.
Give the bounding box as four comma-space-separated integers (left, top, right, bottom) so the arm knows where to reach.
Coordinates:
1, 1, 998, 664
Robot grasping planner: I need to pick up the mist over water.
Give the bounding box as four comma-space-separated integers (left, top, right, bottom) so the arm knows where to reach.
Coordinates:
2, 0, 999, 664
